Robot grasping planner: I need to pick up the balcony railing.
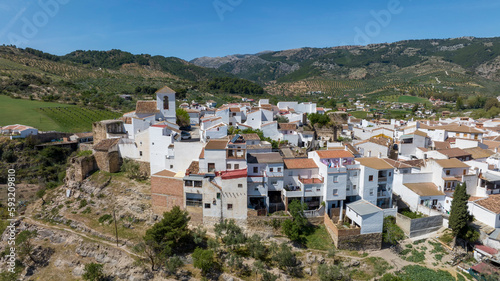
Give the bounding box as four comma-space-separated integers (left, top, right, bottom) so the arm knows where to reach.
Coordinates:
186, 200, 202, 207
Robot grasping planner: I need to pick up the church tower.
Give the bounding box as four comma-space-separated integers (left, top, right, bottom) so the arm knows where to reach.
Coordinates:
156, 86, 176, 123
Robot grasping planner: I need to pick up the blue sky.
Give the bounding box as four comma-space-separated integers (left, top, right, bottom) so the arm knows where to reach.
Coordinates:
0, 0, 499, 61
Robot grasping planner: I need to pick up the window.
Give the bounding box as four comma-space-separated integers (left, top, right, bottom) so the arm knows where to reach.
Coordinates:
227, 164, 231, 170
204, 203, 210, 209
152, 142, 154, 145
208, 163, 215, 172
369, 175, 373, 181
139, 151, 143, 156
163, 96, 169, 110
234, 164, 239, 169
253, 167, 258, 173
194, 181, 202, 187
238, 184, 243, 188
227, 204, 233, 210
353, 185, 357, 190
463, 169, 466, 175
271, 180, 277, 185
446, 200, 449, 204
288, 171, 293, 176
389, 172, 392, 177
185, 180, 193, 187
217, 193, 221, 199
278, 167, 282, 172
333, 189, 338, 195
420, 200, 424, 205
170, 165, 173, 169
333, 176, 338, 182
446, 170, 450, 175
352, 171, 358, 177
270, 168, 274, 172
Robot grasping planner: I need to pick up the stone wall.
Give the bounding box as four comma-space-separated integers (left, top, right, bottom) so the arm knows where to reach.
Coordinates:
396, 213, 443, 238
66, 155, 98, 182
94, 151, 121, 173
33, 132, 73, 143
92, 122, 108, 145
151, 176, 183, 215
324, 213, 381, 250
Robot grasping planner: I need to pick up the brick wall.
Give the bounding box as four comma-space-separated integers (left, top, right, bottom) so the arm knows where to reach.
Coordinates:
151, 175, 183, 215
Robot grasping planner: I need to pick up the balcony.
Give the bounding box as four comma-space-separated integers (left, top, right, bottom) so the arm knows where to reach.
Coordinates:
186, 200, 202, 207
299, 176, 324, 185
265, 171, 284, 178
283, 186, 302, 198
378, 177, 387, 182
304, 187, 323, 197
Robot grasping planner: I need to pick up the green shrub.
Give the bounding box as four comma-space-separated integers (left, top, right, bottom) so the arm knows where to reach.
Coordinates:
98, 214, 112, 223
79, 199, 88, 209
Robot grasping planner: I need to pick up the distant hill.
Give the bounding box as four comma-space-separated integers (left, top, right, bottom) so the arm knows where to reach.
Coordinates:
0, 46, 265, 112
191, 37, 500, 96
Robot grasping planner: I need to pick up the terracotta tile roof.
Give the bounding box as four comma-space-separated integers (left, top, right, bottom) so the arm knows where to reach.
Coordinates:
417, 147, 429, 152
186, 161, 200, 175
434, 158, 470, 168
279, 123, 297, 131
316, 150, 354, 159
475, 194, 500, 214
413, 130, 428, 137
356, 157, 394, 170
93, 138, 120, 151
482, 140, 500, 150
199, 148, 205, 158
153, 170, 177, 177
401, 159, 425, 168
463, 147, 495, 159
74, 132, 93, 138
185, 109, 200, 113
437, 148, 471, 158
404, 182, 445, 196
205, 139, 228, 150
156, 86, 176, 94
475, 244, 498, 256
284, 158, 318, 169
355, 137, 390, 147
229, 107, 241, 113
135, 101, 159, 114
382, 158, 412, 169
247, 152, 283, 164
344, 143, 360, 155
440, 124, 483, 134
433, 141, 451, 150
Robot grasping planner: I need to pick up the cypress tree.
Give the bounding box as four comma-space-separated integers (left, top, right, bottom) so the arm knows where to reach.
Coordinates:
448, 183, 471, 239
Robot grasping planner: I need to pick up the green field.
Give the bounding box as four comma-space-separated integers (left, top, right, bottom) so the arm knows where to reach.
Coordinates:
0, 96, 122, 132
398, 95, 430, 104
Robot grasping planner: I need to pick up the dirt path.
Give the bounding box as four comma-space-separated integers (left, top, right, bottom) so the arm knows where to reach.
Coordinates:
22, 216, 143, 259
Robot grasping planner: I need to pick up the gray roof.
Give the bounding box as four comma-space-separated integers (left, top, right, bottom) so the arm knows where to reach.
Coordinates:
490, 228, 500, 241
347, 200, 382, 216
482, 171, 500, 182
247, 152, 283, 164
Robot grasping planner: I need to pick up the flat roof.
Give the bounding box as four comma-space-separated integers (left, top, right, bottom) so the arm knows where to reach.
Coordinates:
347, 200, 382, 216
434, 158, 470, 168
404, 183, 445, 196
205, 139, 228, 150
356, 157, 393, 170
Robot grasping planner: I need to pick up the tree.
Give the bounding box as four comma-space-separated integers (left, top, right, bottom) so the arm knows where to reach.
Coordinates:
144, 206, 191, 254
82, 263, 105, 281
276, 115, 289, 123
246, 234, 267, 260
165, 255, 183, 276
214, 219, 246, 250
449, 183, 472, 243
137, 207, 191, 271
16, 230, 37, 263
455, 97, 464, 111
176, 108, 190, 128
273, 243, 300, 276
36, 188, 46, 205
121, 158, 147, 181
318, 264, 350, 281
382, 216, 405, 245
282, 200, 308, 242
192, 247, 217, 276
